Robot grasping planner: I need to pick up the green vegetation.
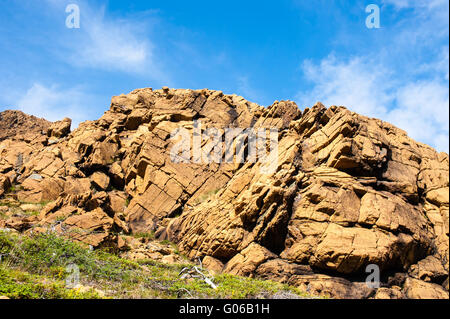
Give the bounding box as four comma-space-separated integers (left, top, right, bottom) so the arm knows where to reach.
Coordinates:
0, 198, 53, 209
131, 231, 155, 240
194, 188, 220, 204
0, 267, 102, 299
0, 201, 19, 208
0, 230, 314, 299
21, 210, 40, 217
7, 184, 24, 193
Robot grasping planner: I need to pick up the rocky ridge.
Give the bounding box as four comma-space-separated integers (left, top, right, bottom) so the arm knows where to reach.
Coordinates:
0, 87, 448, 299
0, 110, 51, 142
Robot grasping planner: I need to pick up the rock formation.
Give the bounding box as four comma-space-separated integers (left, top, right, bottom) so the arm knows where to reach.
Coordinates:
0, 88, 448, 299
0, 110, 50, 142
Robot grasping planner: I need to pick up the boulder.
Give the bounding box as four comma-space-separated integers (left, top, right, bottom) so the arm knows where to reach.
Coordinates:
403, 277, 449, 299
0, 88, 448, 299
202, 256, 224, 274
60, 207, 116, 247
408, 255, 447, 283
90, 171, 110, 191
47, 118, 71, 138
374, 287, 404, 299
223, 243, 277, 277
289, 274, 374, 299
0, 176, 10, 198
0, 110, 50, 142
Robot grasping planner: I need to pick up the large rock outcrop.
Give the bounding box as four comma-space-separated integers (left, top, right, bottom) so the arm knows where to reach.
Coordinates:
0, 110, 51, 142
0, 88, 448, 299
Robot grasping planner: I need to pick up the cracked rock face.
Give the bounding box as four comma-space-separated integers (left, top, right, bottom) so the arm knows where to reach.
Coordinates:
0, 110, 51, 142
0, 88, 448, 299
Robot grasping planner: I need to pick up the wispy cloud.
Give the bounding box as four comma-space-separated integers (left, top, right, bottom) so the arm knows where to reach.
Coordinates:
46, 0, 166, 79
298, 54, 449, 153
16, 83, 103, 129
72, 10, 151, 73
0, 1, 170, 125
236, 76, 264, 105
382, 0, 448, 11
388, 80, 449, 151
297, 55, 394, 117
297, 0, 449, 152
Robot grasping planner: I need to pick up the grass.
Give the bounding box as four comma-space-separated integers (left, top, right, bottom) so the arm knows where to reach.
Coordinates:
0, 198, 55, 220
131, 231, 155, 240
0, 201, 19, 208
0, 230, 315, 299
130, 232, 182, 255
21, 211, 40, 217
194, 188, 220, 205
159, 239, 179, 252
0, 267, 102, 299
0, 198, 53, 209
7, 185, 24, 193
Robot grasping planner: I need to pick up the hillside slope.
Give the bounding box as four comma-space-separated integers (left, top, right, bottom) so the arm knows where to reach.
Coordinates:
0, 110, 51, 142
0, 87, 448, 299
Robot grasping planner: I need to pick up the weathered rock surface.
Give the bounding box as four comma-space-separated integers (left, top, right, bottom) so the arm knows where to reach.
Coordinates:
47, 117, 72, 138
0, 88, 448, 299
0, 176, 10, 198
0, 110, 51, 142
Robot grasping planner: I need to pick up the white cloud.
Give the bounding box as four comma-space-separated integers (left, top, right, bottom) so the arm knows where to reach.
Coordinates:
236, 76, 263, 105
16, 83, 103, 129
298, 55, 394, 117
298, 0, 449, 153
387, 80, 449, 151
297, 55, 449, 153
46, 1, 165, 78
383, 0, 448, 10
75, 13, 150, 72
383, 0, 449, 38
68, 8, 155, 75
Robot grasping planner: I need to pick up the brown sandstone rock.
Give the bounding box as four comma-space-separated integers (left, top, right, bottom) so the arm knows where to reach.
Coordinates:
161, 95, 448, 298
47, 118, 71, 138
223, 243, 277, 277
374, 287, 404, 299
0, 88, 448, 299
90, 171, 110, 191
0, 110, 50, 142
63, 207, 113, 232
408, 255, 447, 283
58, 207, 116, 247
0, 176, 10, 198
202, 256, 224, 274
403, 277, 449, 299
255, 258, 313, 283
290, 274, 374, 299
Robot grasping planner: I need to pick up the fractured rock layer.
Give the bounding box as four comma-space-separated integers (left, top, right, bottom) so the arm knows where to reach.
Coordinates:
0, 88, 448, 299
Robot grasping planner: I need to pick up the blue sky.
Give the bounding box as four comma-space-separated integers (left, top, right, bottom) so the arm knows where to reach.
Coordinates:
0, 0, 448, 151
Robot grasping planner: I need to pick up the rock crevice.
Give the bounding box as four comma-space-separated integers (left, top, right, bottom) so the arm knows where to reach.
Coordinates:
0, 88, 448, 299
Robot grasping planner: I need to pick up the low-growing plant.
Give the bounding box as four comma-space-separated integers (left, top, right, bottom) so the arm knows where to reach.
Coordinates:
194, 188, 220, 204
132, 231, 155, 240
0, 230, 316, 299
